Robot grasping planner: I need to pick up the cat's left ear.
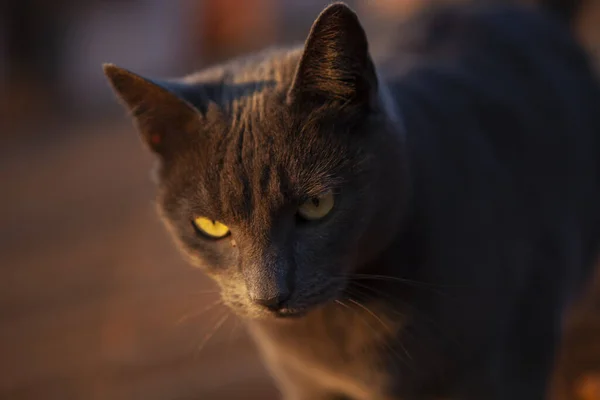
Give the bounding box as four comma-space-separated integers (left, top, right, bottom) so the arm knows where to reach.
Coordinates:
287, 3, 378, 109
103, 64, 202, 158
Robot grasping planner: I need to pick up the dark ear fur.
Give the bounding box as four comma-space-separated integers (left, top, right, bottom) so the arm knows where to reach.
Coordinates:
288, 2, 378, 109
103, 64, 201, 156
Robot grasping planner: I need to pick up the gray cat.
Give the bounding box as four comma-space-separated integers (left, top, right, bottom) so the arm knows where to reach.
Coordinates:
104, 2, 600, 399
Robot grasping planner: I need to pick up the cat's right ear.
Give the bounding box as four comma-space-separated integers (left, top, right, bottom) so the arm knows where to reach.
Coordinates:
287, 3, 377, 110
102, 64, 202, 157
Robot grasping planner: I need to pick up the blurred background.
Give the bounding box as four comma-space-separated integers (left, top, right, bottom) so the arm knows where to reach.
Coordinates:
0, 1, 599, 399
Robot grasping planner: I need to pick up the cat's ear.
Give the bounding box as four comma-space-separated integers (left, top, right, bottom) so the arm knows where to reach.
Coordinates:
103, 64, 201, 157
287, 3, 377, 109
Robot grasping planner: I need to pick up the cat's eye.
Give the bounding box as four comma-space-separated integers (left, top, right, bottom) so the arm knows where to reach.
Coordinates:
192, 217, 231, 239
297, 190, 335, 221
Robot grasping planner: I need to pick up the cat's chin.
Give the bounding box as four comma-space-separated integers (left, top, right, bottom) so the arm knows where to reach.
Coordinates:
223, 280, 347, 321
249, 297, 340, 321
229, 299, 331, 321
273, 309, 308, 319
231, 304, 312, 321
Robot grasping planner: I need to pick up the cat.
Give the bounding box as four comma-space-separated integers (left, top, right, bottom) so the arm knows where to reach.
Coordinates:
103, 1, 600, 399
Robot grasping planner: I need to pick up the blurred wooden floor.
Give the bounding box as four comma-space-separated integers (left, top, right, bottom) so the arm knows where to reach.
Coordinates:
0, 120, 278, 400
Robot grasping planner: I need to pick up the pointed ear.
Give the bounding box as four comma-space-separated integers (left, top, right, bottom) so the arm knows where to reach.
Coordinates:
103, 64, 201, 157
287, 3, 377, 109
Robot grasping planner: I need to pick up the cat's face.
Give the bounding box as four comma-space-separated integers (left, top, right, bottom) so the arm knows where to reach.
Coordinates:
157, 105, 394, 320
104, 3, 407, 320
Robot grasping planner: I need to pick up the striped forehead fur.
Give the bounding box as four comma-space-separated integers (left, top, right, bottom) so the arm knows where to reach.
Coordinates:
182, 47, 303, 124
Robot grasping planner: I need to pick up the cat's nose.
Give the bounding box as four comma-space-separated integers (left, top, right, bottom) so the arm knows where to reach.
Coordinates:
249, 291, 290, 311
242, 244, 294, 312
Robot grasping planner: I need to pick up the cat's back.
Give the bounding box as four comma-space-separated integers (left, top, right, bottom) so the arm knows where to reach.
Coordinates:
384, 3, 600, 139
385, 4, 600, 271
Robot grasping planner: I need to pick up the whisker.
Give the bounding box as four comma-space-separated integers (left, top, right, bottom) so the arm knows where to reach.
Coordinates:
345, 274, 451, 298
343, 285, 418, 347
347, 281, 408, 318
229, 317, 241, 342
338, 297, 413, 370
346, 298, 392, 333
346, 297, 413, 362
176, 299, 223, 325
196, 313, 230, 355
335, 299, 352, 310
346, 273, 463, 288
349, 282, 448, 337
188, 289, 220, 295
347, 281, 464, 360
225, 317, 241, 359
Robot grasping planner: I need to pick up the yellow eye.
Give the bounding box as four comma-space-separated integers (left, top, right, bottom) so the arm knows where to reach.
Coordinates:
192, 217, 230, 239
297, 190, 335, 221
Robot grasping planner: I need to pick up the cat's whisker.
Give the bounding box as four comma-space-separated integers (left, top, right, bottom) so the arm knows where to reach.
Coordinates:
346, 273, 457, 288
334, 299, 352, 310
347, 283, 439, 337
229, 317, 241, 341
346, 284, 459, 361
189, 289, 220, 295
347, 282, 423, 321
347, 281, 462, 351
346, 297, 414, 363
176, 299, 223, 326
345, 285, 455, 375
196, 313, 230, 355
344, 273, 452, 298
344, 284, 417, 338
338, 296, 414, 371
346, 298, 392, 333
225, 317, 241, 360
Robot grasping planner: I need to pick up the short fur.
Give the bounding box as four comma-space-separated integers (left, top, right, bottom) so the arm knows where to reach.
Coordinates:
104, 2, 600, 399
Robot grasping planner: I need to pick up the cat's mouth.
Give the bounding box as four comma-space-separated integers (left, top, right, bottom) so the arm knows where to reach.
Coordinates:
268, 281, 344, 319
222, 280, 345, 320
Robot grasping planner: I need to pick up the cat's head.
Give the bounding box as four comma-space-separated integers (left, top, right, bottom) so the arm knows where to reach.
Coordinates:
104, 3, 407, 320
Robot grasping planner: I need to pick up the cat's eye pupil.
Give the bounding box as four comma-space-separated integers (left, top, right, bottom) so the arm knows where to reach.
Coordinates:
192, 217, 230, 239
297, 191, 334, 221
